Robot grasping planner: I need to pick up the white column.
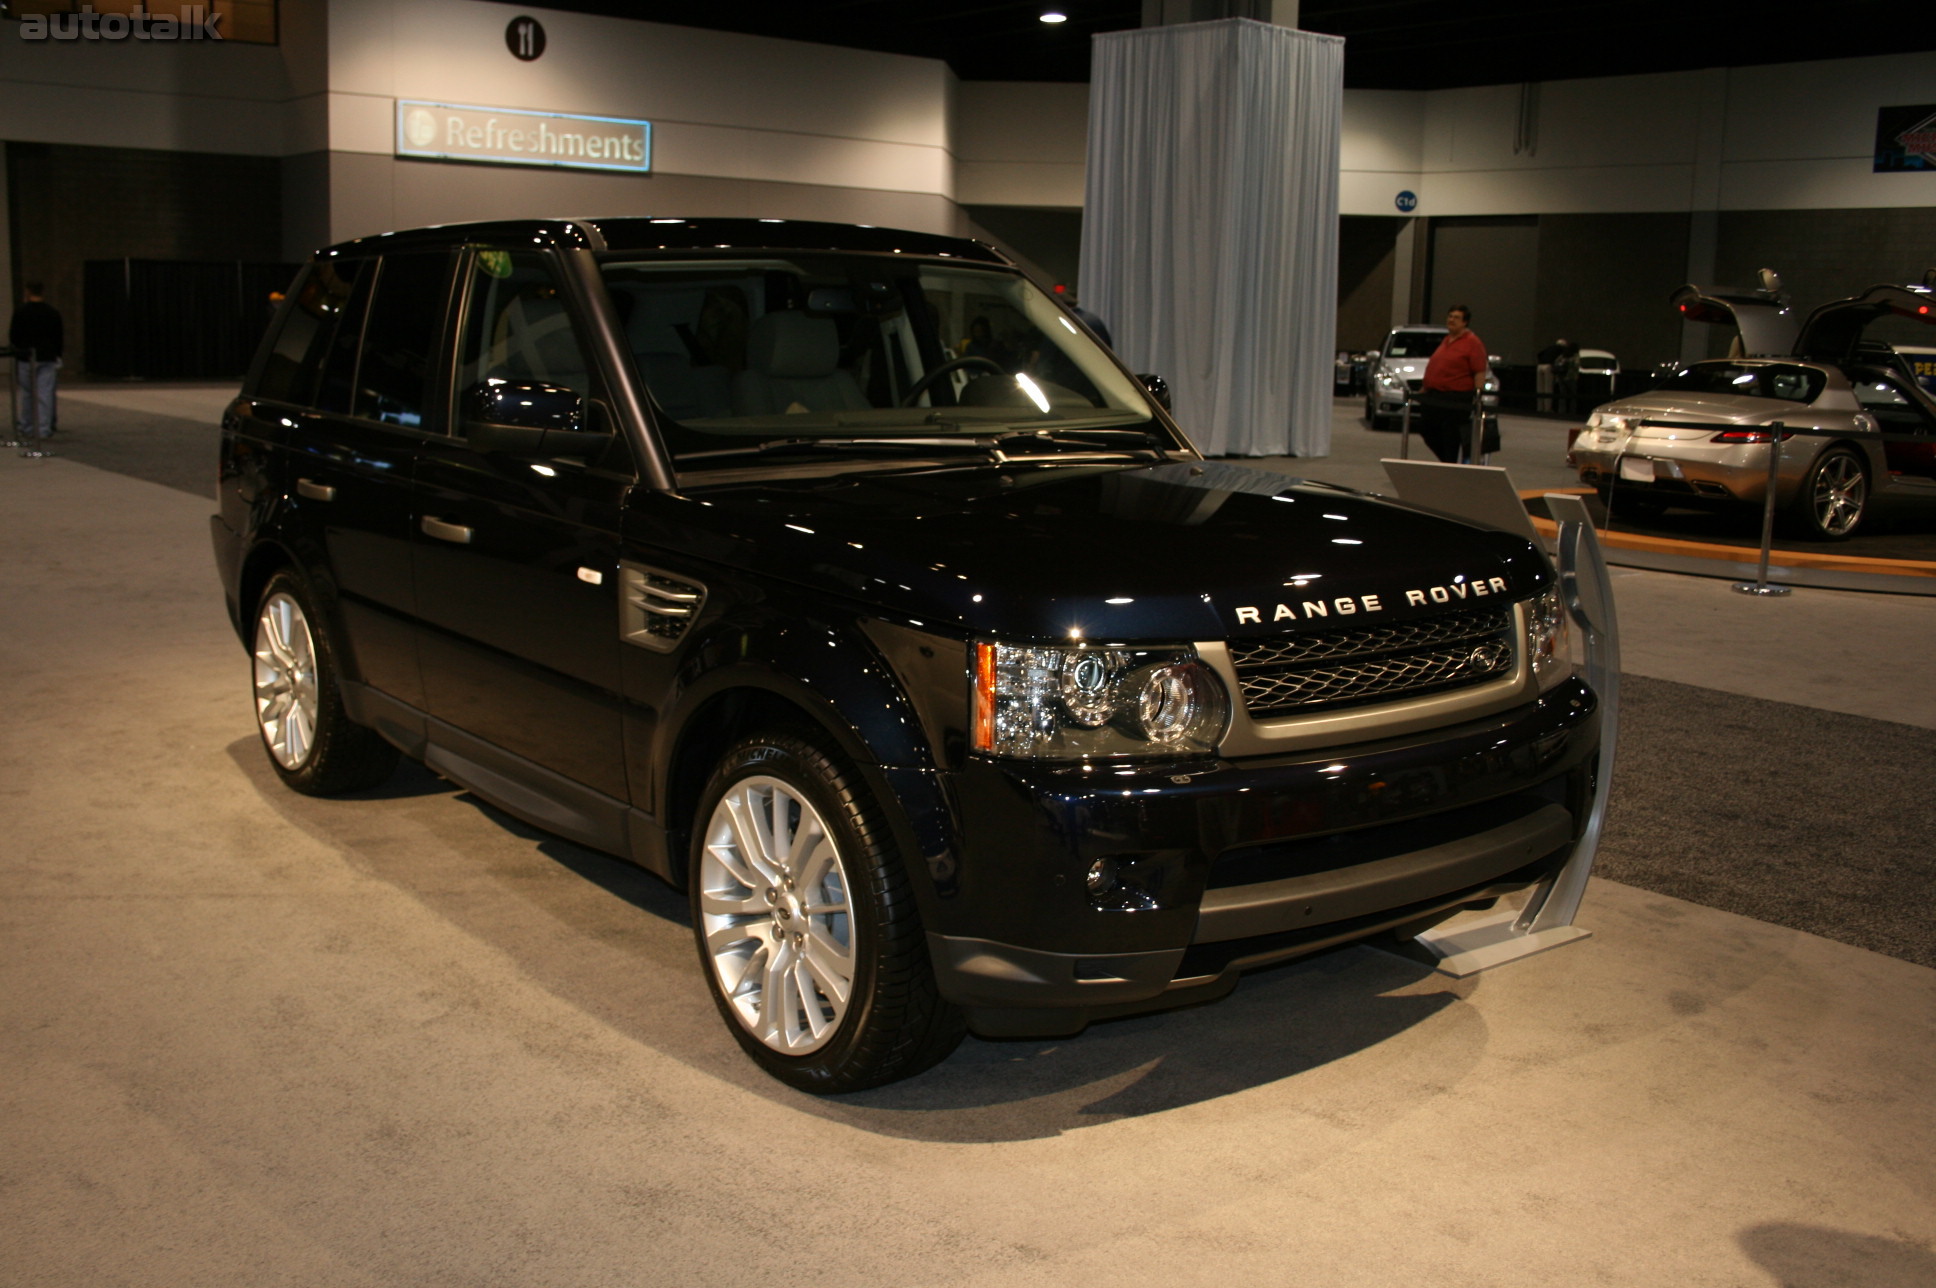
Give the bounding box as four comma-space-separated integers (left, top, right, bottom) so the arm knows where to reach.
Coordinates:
1080, 19, 1344, 456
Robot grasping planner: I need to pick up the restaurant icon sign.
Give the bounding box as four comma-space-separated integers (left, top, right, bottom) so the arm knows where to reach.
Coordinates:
1874, 104, 1936, 172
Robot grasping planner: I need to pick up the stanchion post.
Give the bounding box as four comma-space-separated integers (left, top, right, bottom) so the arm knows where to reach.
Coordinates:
1468, 387, 1484, 464
1398, 394, 1413, 460
2, 347, 18, 449
1732, 419, 1792, 598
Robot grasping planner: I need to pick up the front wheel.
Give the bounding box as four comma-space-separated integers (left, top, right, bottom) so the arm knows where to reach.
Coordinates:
251, 570, 398, 794
690, 731, 964, 1093
1788, 447, 1868, 541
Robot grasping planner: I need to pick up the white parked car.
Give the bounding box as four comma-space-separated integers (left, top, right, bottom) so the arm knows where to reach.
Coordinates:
1362, 325, 1499, 430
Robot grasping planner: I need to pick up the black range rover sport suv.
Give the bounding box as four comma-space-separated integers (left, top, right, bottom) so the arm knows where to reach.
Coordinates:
213, 218, 1600, 1092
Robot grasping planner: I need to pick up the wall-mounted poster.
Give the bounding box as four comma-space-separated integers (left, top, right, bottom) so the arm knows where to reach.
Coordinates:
1874, 104, 1936, 172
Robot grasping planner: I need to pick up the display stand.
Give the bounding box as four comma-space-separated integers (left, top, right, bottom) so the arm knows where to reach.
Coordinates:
1377, 466, 1619, 977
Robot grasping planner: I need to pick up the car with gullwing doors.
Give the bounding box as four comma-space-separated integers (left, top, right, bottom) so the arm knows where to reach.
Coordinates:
213, 218, 1600, 1092
1573, 280, 1936, 539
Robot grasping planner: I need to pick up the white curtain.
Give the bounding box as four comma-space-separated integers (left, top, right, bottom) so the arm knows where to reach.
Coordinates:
1080, 19, 1342, 457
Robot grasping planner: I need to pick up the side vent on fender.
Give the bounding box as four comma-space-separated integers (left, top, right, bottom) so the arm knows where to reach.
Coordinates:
619, 561, 706, 652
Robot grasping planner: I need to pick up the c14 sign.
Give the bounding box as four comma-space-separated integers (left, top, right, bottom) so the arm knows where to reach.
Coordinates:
396, 101, 651, 173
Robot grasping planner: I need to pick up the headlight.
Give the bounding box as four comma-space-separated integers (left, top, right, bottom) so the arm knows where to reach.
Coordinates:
971, 642, 1230, 759
1586, 410, 1630, 432
1376, 371, 1402, 388
1526, 588, 1574, 690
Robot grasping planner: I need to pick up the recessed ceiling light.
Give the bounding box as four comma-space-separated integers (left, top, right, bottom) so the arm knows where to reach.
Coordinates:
1040, 10, 1068, 23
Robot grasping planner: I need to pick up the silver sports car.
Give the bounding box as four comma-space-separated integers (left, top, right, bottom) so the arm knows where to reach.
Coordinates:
1572, 280, 1936, 540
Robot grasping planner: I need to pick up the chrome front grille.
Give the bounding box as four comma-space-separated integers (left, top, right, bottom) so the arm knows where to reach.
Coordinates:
1230, 605, 1515, 717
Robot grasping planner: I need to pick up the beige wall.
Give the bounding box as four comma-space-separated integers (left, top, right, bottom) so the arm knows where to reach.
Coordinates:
320, 0, 957, 243
3, 4, 1932, 246
953, 82, 1089, 208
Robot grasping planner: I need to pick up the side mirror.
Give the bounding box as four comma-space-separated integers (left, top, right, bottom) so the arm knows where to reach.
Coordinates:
1138, 373, 1171, 411
461, 380, 609, 456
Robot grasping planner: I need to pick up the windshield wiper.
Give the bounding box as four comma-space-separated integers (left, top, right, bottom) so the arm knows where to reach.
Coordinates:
991, 427, 1170, 456
674, 436, 1000, 465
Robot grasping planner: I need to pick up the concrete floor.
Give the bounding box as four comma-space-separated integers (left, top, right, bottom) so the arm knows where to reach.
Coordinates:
2, 392, 1933, 1286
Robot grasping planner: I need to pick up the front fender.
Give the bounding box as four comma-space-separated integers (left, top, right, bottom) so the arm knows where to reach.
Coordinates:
649, 600, 966, 916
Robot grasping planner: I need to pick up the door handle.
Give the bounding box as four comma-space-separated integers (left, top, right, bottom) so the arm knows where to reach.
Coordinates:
421, 515, 473, 544
296, 477, 335, 502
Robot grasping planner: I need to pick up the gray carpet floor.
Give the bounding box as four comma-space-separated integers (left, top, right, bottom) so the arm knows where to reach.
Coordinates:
1599, 673, 1936, 968
38, 397, 1936, 969
28, 393, 219, 498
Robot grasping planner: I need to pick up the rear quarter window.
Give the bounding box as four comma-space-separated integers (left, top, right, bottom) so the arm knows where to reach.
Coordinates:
254, 257, 371, 407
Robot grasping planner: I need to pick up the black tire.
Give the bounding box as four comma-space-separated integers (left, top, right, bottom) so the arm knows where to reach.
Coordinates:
1785, 447, 1868, 541
689, 731, 964, 1093
1363, 394, 1385, 431
250, 569, 400, 795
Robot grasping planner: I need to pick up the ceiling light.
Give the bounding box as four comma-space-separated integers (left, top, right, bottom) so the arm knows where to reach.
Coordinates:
1040, 11, 1068, 23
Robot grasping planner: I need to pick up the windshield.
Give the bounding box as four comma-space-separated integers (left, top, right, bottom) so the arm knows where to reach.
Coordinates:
1384, 330, 1443, 359
1657, 361, 1825, 404
598, 254, 1163, 466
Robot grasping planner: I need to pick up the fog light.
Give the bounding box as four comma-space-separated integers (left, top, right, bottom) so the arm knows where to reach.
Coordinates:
1086, 858, 1117, 894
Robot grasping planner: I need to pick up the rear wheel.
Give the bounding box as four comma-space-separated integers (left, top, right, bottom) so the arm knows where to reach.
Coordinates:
690, 731, 964, 1093
251, 570, 399, 794
1788, 447, 1868, 541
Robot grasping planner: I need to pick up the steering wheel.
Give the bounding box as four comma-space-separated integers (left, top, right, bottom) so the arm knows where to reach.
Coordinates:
900, 356, 1006, 406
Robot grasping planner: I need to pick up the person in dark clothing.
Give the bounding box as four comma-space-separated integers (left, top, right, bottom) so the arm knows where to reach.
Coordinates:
1418, 304, 1490, 463
10, 281, 63, 457
1537, 337, 1578, 414
1069, 303, 1113, 350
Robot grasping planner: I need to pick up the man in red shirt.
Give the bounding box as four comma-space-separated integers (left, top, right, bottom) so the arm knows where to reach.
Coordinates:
1419, 304, 1490, 462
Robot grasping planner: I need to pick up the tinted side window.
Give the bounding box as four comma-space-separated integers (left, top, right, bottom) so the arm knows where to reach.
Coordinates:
456, 249, 596, 406
355, 252, 450, 428
256, 258, 368, 406
1850, 370, 1936, 431
314, 265, 374, 414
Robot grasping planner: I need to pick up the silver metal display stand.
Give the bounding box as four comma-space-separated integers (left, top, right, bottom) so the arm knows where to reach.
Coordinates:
1376, 466, 1619, 977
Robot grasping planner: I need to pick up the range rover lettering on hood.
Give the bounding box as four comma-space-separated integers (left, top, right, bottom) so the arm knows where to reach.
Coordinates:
1233, 574, 1512, 626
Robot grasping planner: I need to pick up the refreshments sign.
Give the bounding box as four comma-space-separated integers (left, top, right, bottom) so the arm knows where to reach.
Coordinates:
396, 100, 651, 173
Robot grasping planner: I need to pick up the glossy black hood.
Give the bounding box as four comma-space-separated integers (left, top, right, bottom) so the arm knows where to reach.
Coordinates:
635, 460, 1550, 642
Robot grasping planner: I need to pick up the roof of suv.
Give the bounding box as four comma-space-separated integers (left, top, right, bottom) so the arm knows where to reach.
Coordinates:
320, 217, 1011, 266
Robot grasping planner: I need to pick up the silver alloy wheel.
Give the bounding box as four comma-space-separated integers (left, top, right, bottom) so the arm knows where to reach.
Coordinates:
253, 591, 320, 770
698, 775, 856, 1055
1812, 452, 1866, 537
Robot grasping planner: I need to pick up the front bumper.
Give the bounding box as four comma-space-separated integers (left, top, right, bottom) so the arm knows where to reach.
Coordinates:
926, 678, 1598, 1034
1371, 384, 1500, 420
